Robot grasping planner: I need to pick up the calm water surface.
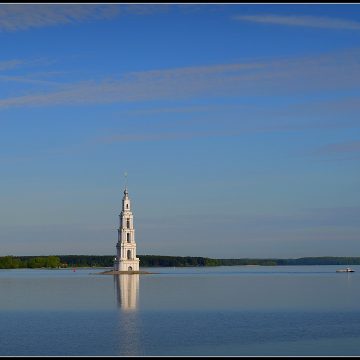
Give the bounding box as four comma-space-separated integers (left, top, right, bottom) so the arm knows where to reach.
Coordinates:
1, 265, 360, 356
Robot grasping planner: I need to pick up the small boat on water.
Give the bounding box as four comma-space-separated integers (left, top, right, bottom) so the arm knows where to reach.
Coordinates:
336, 267, 355, 273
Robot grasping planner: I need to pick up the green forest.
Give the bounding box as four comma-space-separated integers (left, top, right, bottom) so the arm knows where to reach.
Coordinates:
0, 254, 360, 269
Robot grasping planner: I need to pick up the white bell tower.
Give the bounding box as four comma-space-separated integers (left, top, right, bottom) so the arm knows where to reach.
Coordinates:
114, 185, 140, 272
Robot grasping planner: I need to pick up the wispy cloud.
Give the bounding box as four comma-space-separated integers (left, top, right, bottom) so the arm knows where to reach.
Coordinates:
0, 4, 119, 32
96, 130, 236, 144
168, 206, 360, 229
0, 58, 65, 93
0, 48, 360, 109
305, 138, 360, 162
234, 14, 360, 30
123, 104, 218, 116
0, 57, 55, 73
0, 4, 174, 32
314, 140, 360, 156
0, 74, 61, 86
0, 59, 24, 71
121, 4, 170, 15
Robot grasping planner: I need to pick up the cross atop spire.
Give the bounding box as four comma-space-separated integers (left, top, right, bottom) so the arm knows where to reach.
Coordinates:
124, 171, 128, 187
123, 171, 129, 196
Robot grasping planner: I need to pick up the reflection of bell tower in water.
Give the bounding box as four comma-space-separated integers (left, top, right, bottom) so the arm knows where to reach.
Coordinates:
114, 275, 141, 356
115, 274, 139, 310
114, 185, 140, 272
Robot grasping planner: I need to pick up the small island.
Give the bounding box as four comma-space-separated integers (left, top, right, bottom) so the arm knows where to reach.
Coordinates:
99, 269, 154, 275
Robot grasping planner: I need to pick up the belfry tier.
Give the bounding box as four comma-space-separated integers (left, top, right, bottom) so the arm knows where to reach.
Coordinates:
118, 188, 135, 244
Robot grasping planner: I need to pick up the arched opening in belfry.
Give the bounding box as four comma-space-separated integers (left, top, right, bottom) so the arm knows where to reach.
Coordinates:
127, 250, 131, 259
128, 266, 133, 271
127, 219, 130, 228
126, 204, 129, 209
127, 233, 130, 243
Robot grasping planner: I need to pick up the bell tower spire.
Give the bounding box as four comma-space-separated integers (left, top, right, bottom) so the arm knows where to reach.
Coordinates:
124, 171, 128, 192
114, 173, 140, 272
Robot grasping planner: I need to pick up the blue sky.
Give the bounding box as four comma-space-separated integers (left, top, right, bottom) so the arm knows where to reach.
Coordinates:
1, 4, 360, 258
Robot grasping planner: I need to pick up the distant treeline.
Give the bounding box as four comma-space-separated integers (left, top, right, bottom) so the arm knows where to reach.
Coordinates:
139, 256, 360, 267
1, 255, 360, 269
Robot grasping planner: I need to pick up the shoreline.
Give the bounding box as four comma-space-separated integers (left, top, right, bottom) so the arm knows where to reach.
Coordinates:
0, 264, 358, 271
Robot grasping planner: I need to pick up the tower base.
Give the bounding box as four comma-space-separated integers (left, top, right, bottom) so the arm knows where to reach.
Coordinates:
114, 258, 140, 272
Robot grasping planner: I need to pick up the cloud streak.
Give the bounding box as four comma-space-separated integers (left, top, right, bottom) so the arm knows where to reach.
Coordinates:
0, 4, 119, 32
0, 48, 360, 109
234, 14, 360, 30
0, 4, 174, 32
96, 130, 236, 145
0, 59, 24, 71
314, 140, 360, 156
